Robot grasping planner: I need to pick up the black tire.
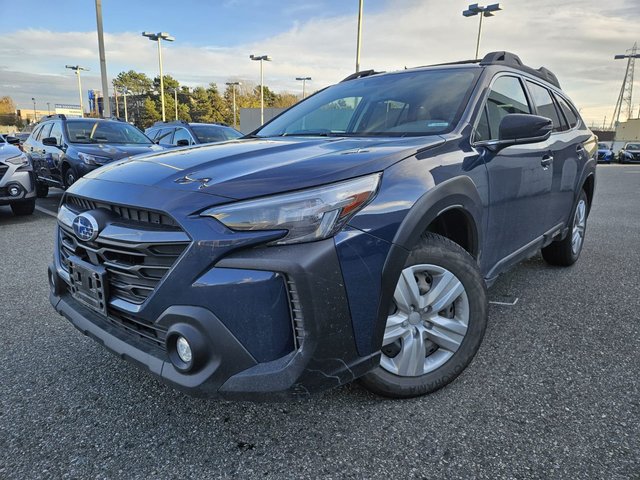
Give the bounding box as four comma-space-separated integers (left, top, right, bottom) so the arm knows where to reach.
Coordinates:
360, 233, 488, 398
36, 183, 49, 198
63, 166, 78, 189
542, 190, 588, 267
10, 198, 36, 216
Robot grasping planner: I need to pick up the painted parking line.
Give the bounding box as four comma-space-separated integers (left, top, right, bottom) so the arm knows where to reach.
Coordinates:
35, 205, 57, 218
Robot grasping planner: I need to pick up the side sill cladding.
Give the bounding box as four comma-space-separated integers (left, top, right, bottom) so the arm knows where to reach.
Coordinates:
368, 176, 484, 355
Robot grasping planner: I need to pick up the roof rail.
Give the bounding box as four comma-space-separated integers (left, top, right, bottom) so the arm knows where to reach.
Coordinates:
479, 51, 561, 88
40, 114, 66, 121
152, 120, 189, 126
341, 69, 383, 82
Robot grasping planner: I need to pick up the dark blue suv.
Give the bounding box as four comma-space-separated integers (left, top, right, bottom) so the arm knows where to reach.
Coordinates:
24, 116, 162, 197
48, 52, 596, 400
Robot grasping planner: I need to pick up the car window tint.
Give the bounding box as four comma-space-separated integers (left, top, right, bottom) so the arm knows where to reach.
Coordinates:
526, 81, 564, 132
555, 94, 579, 129
156, 128, 174, 145
38, 123, 53, 141
173, 128, 193, 145
475, 106, 491, 141
30, 125, 43, 142
484, 76, 531, 141
49, 122, 63, 144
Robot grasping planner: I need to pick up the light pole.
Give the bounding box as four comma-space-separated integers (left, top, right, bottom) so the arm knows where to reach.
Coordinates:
611, 44, 640, 128
121, 89, 130, 123
225, 81, 241, 129
65, 65, 88, 117
46, 102, 51, 115
31, 98, 36, 122
94, 0, 111, 117
142, 31, 175, 122
355, 0, 363, 72
250, 54, 271, 125
295, 77, 312, 99
462, 3, 502, 60
173, 88, 179, 120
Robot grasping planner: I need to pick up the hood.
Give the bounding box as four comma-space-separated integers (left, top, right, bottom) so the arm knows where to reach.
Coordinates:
0, 142, 22, 162
73, 143, 163, 161
83, 136, 445, 199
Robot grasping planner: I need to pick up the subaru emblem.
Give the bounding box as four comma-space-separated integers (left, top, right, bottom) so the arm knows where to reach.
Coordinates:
72, 213, 99, 242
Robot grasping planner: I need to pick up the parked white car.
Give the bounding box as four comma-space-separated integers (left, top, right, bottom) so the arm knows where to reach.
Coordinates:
0, 135, 36, 215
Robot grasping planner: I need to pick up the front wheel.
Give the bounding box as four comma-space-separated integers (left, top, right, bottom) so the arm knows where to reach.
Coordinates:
63, 166, 78, 189
360, 233, 488, 398
542, 190, 588, 266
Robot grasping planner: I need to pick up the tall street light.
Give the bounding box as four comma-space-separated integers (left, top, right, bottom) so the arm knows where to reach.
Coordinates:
225, 81, 241, 129
119, 88, 131, 123
142, 31, 175, 122
65, 65, 88, 117
173, 88, 179, 121
296, 77, 312, 99
355, 0, 364, 72
94, 0, 111, 117
462, 3, 502, 60
46, 102, 51, 115
31, 97, 36, 122
250, 54, 271, 125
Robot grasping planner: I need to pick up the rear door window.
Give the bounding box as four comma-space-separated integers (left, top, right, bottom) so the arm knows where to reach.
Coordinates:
526, 81, 564, 132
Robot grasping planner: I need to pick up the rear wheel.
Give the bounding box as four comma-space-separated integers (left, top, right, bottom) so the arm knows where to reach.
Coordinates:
11, 198, 36, 216
542, 190, 588, 266
360, 233, 488, 398
36, 183, 49, 198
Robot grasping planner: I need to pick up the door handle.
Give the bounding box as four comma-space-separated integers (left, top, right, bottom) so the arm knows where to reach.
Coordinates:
541, 154, 553, 168
576, 144, 585, 156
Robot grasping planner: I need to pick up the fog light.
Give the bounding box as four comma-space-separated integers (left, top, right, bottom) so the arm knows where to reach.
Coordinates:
176, 336, 192, 363
9, 185, 21, 197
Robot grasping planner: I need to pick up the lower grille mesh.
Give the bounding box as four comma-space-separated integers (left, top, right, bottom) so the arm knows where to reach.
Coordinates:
286, 277, 305, 349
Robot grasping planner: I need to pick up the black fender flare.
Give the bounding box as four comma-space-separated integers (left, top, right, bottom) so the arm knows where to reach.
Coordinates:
368, 176, 484, 354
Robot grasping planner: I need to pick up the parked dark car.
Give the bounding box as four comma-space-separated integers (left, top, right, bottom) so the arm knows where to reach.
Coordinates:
24, 115, 163, 197
49, 52, 596, 401
596, 142, 614, 163
145, 121, 242, 147
618, 142, 640, 163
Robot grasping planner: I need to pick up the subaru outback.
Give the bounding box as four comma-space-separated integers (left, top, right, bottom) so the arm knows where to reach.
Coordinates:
49, 52, 596, 400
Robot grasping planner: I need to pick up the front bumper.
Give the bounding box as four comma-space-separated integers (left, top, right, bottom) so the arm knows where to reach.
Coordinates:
0, 166, 36, 205
50, 235, 380, 401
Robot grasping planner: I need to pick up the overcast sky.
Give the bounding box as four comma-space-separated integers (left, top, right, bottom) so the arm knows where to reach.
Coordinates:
0, 0, 638, 126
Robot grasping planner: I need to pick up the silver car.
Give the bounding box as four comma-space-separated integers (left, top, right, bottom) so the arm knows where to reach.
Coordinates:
0, 136, 36, 215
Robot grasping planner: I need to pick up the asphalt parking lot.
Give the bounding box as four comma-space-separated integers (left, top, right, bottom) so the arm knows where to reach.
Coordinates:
1, 165, 638, 479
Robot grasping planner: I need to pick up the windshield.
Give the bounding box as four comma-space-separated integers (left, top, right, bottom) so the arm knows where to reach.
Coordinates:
66, 120, 152, 145
626, 143, 640, 150
191, 125, 242, 143
255, 69, 479, 138
598, 143, 609, 149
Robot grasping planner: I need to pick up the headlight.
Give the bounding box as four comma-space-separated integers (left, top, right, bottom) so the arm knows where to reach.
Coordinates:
202, 173, 382, 245
78, 152, 111, 165
5, 154, 29, 166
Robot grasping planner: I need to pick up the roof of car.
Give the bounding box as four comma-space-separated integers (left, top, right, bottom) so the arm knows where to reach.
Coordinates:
342, 51, 561, 90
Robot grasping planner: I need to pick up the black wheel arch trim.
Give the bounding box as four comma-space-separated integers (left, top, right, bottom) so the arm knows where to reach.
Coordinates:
370, 175, 484, 354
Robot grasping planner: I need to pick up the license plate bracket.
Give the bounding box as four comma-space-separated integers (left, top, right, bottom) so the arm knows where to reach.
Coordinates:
68, 255, 108, 316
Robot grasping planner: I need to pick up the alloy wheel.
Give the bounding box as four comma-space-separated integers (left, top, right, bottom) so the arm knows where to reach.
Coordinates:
571, 199, 587, 255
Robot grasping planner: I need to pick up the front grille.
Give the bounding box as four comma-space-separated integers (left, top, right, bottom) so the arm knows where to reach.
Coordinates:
65, 194, 179, 228
286, 277, 305, 349
59, 226, 189, 305
0, 164, 8, 181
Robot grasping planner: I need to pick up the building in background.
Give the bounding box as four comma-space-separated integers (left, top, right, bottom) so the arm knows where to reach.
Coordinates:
239, 107, 286, 133
16, 109, 49, 124
54, 104, 83, 117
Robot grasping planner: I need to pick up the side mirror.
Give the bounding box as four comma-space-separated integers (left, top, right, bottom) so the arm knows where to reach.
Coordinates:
5, 136, 20, 145
499, 114, 553, 144
42, 137, 59, 147
476, 114, 552, 151
176, 139, 190, 147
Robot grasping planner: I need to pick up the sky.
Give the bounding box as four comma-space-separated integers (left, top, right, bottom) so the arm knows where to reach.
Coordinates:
0, 0, 638, 126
